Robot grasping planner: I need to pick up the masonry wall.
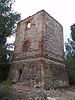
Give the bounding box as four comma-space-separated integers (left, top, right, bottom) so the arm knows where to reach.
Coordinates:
42, 11, 64, 63
13, 11, 44, 61
10, 10, 69, 88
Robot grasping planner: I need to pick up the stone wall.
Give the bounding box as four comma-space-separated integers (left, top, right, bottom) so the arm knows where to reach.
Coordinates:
14, 11, 43, 54
9, 10, 69, 89
10, 58, 68, 88
43, 11, 64, 63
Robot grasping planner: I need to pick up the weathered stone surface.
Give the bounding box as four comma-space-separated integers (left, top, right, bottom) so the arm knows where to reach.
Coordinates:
12, 83, 75, 100
9, 10, 69, 99
9, 58, 68, 88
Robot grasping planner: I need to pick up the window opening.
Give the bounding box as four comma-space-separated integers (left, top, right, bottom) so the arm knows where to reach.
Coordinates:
18, 69, 22, 81
27, 22, 31, 28
26, 21, 31, 30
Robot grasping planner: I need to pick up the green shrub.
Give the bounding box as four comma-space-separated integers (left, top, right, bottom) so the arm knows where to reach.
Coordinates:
65, 55, 75, 84
0, 80, 17, 100
0, 63, 10, 82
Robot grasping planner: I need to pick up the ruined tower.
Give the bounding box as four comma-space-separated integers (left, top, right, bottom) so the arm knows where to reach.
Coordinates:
10, 10, 69, 88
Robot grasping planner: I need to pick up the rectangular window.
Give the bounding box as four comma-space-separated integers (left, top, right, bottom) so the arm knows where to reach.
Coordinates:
26, 21, 31, 30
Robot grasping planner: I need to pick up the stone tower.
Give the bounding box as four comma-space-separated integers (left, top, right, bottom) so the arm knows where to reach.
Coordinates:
10, 10, 69, 88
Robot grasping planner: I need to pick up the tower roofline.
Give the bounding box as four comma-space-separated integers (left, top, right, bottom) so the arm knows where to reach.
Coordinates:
17, 9, 63, 28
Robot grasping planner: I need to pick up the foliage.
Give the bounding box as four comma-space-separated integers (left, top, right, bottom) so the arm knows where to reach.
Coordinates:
65, 55, 75, 84
0, 0, 20, 81
65, 24, 75, 84
71, 24, 75, 41
65, 39, 75, 56
0, 63, 10, 82
0, 80, 17, 100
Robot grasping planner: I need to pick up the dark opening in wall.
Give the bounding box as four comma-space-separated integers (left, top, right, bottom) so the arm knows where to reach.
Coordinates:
18, 69, 22, 81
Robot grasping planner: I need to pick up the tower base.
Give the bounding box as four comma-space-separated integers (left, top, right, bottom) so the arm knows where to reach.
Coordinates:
9, 57, 69, 88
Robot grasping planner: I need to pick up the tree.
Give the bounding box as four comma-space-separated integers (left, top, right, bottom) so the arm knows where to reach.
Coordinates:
65, 24, 75, 84
0, 0, 20, 81
65, 24, 75, 56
